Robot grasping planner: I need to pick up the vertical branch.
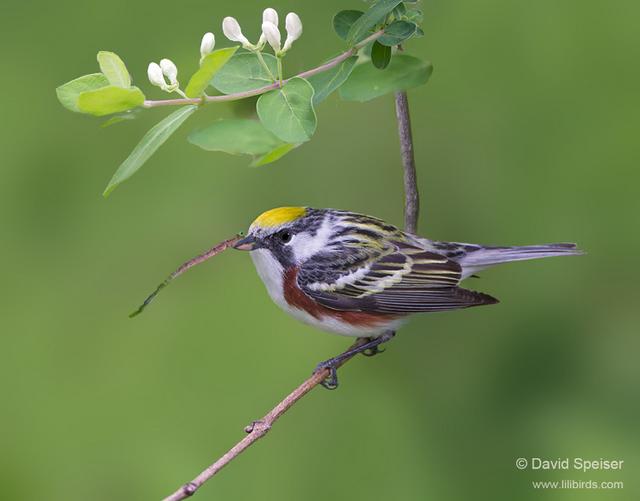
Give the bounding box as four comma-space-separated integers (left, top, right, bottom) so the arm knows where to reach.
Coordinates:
395, 91, 420, 233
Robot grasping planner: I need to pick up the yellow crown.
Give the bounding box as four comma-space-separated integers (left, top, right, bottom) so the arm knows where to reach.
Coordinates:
251, 207, 307, 230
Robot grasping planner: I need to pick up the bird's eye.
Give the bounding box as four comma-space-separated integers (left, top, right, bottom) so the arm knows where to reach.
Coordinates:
278, 230, 292, 243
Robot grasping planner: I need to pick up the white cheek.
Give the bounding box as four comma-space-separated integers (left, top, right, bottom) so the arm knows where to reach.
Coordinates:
288, 217, 333, 264
288, 233, 315, 263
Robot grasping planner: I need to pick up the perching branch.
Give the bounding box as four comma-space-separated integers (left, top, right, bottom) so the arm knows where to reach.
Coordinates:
161, 48, 422, 501
395, 91, 420, 233
162, 337, 369, 501
144, 31, 384, 109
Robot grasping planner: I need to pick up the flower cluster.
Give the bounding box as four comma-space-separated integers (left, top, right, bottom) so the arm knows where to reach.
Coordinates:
147, 59, 181, 93
147, 7, 302, 93
223, 8, 302, 54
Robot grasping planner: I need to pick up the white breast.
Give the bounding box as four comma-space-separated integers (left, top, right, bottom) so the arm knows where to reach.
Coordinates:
250, 248, 286, 306
250, 249, 320, 327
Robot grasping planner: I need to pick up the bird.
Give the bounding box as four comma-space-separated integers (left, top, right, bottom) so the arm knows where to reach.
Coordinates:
233, 207, 582, 388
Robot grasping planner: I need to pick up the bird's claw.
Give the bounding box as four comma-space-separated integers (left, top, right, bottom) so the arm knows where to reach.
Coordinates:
313, 360, 339, 390
362, 344, 385, 357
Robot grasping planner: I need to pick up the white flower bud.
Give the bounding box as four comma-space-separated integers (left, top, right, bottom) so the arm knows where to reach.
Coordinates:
261, 21, 281, 52
263, 8, 279, 27
283, 12, 303, 52
147, 62, 166, 89
160, 58, 178, 85
258, 7, 279, 47
200, 32, 215, 58
223, 16, 251, 47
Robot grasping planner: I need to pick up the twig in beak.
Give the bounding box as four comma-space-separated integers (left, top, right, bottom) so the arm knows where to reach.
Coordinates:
129, 234, 242, 318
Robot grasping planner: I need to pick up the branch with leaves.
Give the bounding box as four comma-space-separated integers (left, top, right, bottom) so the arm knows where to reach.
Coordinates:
57, 1, 431, 499
56, 1, 430, 197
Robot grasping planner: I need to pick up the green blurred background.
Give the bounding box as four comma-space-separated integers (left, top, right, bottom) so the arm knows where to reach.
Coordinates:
1, 0, 638, 499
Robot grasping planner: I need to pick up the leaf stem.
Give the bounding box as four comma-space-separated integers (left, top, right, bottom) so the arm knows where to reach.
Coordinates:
143, 30, 383, 108
174, 88, 189, 99
255, 50, 276, 82
276, 56, 283, 86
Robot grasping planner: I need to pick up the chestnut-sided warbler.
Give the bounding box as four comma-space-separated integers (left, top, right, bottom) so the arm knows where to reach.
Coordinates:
234, 207, 581, 387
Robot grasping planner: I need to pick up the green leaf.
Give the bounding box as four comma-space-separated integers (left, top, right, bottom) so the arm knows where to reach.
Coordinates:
347, 0, 403, 45
250, 143, 298, 167
77, 86, 145, 116
378, 20, 417, 46
185, 47, 238, 98
392, 3, 407, 18
339, 55, 432, 102
56, 73, 110, 112
103, 105, 197, 197
307, 56, 358, 105
405, 9, 423, 24
211, 52, 277, 94
188, 119, 297, 167
257, 77, 317, 143
333, 10, 364, 40
97, 51, 131, 88
371, 41, 392, 69
188, 119, 283, 155
101, 110, 140, 128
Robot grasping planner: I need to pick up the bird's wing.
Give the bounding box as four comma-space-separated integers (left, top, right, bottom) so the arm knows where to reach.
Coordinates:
297, 241, 498, 314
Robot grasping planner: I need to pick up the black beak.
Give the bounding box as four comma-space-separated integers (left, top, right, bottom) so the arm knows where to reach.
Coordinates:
234, 235, 256, 251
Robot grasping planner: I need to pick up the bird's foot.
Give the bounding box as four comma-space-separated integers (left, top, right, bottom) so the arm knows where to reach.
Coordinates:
312, 331, 396, 390
313, 359, 339, 390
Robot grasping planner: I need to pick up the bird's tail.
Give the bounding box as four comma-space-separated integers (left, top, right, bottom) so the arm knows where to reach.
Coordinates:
448, 242, 584, 277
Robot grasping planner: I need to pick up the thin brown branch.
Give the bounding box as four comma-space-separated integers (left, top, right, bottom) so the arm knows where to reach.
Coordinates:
130, 235, 241, 318
162, 338, 368, 501
144, 31, 384, 109
395, 91, 420, 234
